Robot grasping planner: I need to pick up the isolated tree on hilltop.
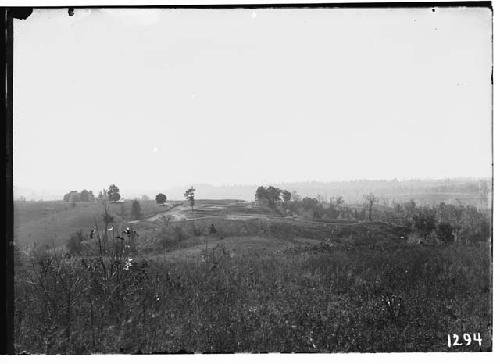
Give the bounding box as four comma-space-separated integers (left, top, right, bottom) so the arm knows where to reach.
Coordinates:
255, 186, 282, 208
131, 199, 142, 220
364, 193, 378, 221
184, 186, 196, 211
155, 193, 167, 205
266, 186, 282, 207
255, 186, 267, 205
108, 184, 121, 202
254, 185, 284, 208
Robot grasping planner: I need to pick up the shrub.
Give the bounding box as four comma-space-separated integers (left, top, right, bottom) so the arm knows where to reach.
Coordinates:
436, 222, 454, 243
66, 230, 86, 255
413, 211, 436, 238
155, 193, 167, 205
131, 200, 142, 220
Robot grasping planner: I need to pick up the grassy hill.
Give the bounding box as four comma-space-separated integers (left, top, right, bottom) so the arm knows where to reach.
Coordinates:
13, 199, 492, 353
14, 200, 174, 249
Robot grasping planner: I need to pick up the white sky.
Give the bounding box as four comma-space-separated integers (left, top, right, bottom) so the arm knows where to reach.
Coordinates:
13, 7, 492, 194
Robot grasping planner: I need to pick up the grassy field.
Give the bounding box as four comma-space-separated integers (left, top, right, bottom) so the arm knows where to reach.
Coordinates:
14, 200, 172, 250
13, 200, 492, 353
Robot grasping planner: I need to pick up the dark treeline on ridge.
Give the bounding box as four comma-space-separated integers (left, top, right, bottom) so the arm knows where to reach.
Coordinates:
254, 185, 491, 246
14, 178, 491, 206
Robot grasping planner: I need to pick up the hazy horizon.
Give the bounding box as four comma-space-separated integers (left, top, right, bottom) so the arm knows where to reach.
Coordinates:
14, 8, 492, 197
14, 176, 491, 202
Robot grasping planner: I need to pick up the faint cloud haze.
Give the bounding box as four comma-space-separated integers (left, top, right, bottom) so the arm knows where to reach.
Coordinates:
13, 7, 492, 199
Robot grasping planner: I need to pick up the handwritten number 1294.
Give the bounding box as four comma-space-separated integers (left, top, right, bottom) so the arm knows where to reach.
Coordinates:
447, 333, 482, 347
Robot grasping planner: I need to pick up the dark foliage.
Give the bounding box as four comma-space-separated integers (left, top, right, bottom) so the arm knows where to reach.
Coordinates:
63, 190, 95, 203
184, 187, 196, 211
155, 193, 167, 205
413, 210, 436, 239
436, 222, 454, 243
108, 184, 121, 203
255, 186, 291, 209
15, 236, 492, 353
66, 230, 86, 255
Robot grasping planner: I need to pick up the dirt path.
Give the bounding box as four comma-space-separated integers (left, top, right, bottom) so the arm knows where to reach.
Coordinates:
147, 205, 190, 222
128, 204, 189, 224
129, 201, 313, 227
130, 201, 273, 224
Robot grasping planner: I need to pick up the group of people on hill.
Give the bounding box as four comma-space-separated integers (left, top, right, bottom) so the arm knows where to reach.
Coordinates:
88, 226, 139, 242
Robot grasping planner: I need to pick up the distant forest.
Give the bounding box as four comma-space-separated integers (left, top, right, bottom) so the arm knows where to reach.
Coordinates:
15, 178, 491, 208
160, 178, 491, 209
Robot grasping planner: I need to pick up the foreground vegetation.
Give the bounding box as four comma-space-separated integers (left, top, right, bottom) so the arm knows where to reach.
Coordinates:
14, 208, 492, 353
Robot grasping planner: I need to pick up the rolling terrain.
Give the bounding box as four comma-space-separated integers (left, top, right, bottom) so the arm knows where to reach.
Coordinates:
13, 199, 492, 353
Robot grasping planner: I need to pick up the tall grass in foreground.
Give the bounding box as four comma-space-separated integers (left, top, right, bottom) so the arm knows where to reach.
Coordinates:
14, 240, 491, 353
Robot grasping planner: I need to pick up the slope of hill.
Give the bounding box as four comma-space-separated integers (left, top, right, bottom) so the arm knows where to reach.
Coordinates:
14, 198, 492, 352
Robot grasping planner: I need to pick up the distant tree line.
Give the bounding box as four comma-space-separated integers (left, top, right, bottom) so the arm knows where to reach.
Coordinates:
63, 190, 96, 203
64, 185, 122, 204
388, 201, 491, 245
254, 185, 491, 244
